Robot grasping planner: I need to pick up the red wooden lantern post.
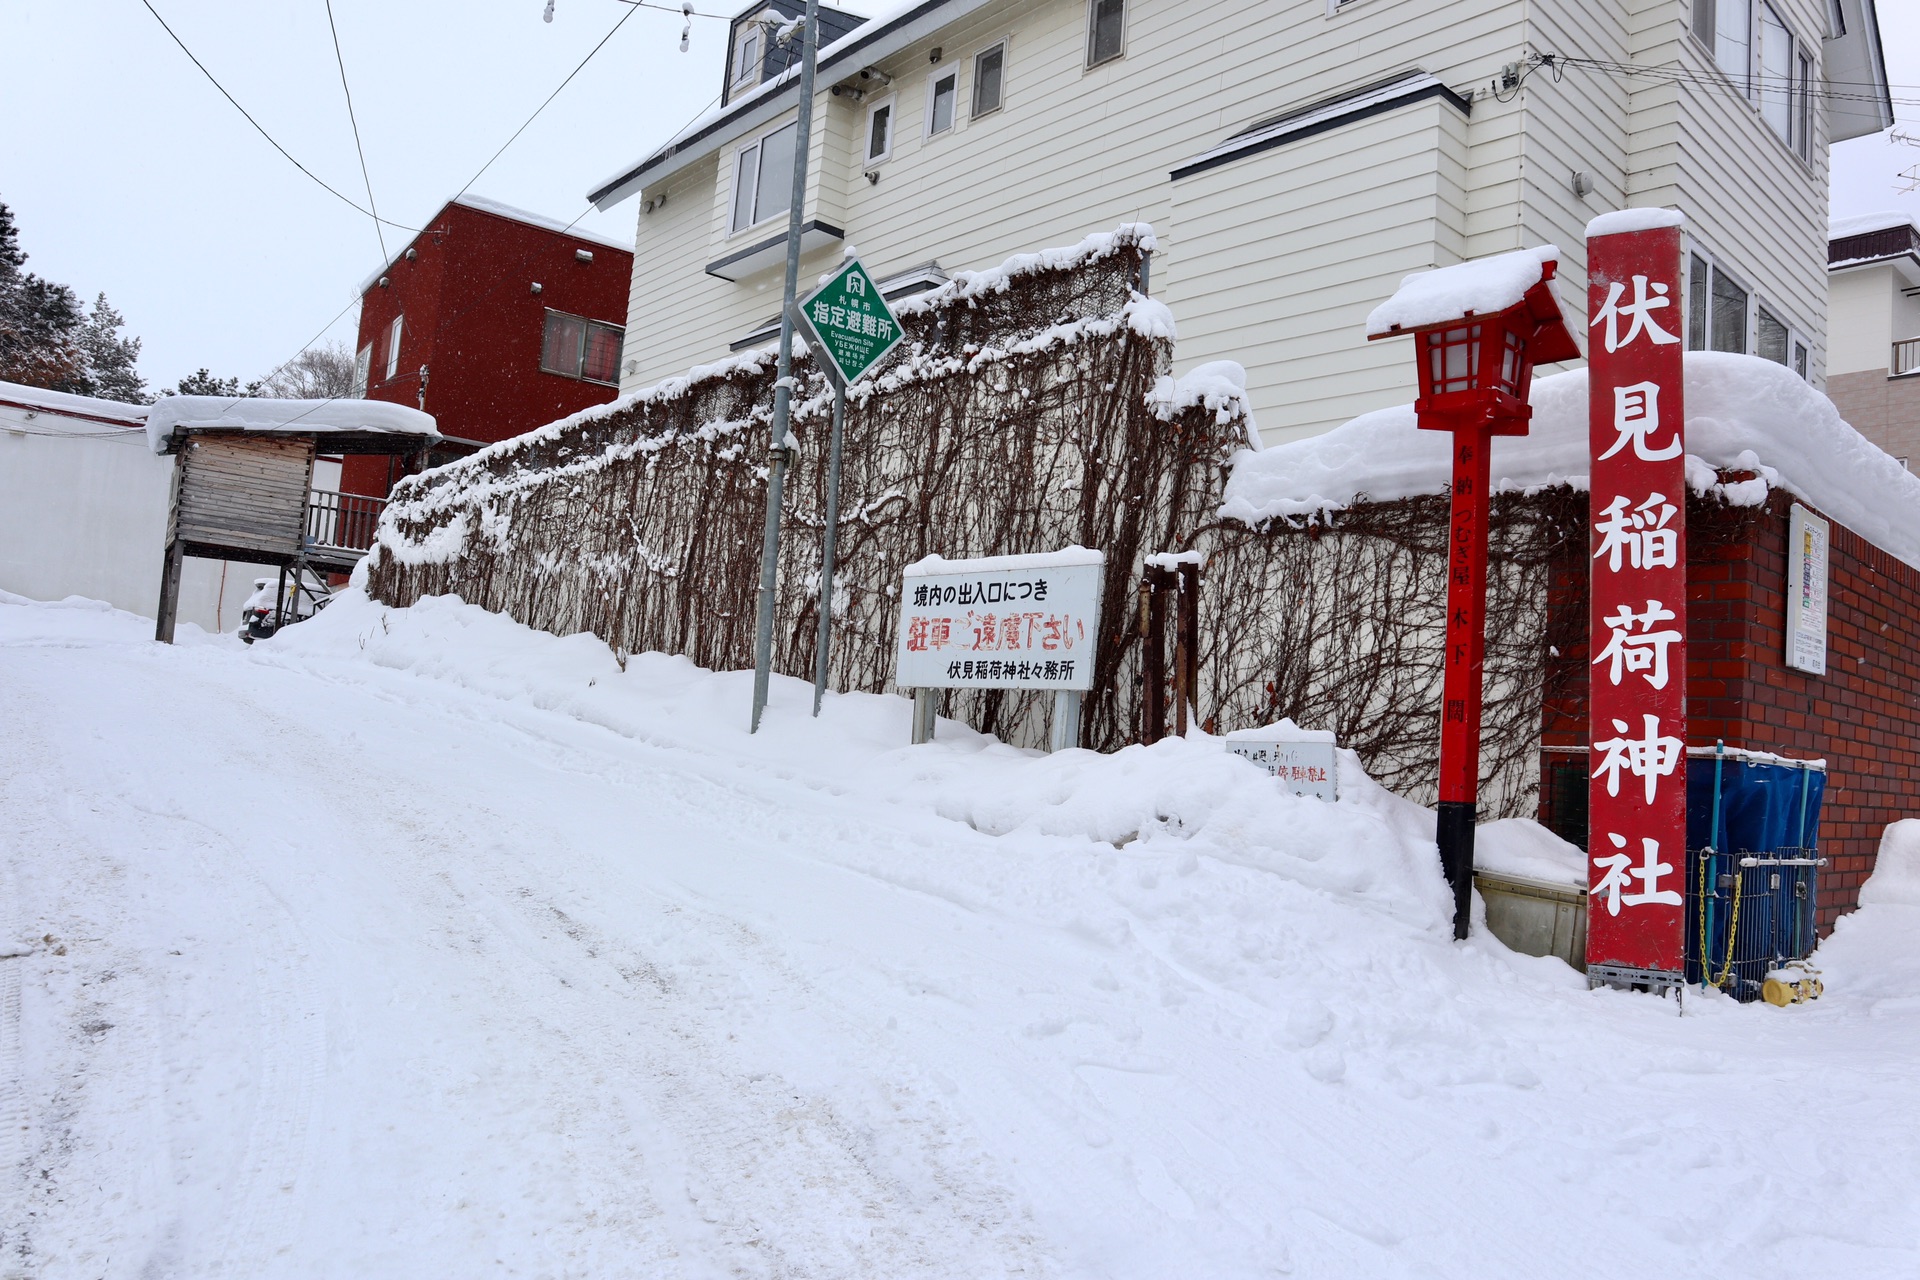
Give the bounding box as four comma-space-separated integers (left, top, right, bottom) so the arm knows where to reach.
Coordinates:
1368, 249, 1581, 939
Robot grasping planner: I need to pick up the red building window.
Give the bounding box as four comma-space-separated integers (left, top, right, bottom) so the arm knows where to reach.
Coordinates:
541, 310, 624, 385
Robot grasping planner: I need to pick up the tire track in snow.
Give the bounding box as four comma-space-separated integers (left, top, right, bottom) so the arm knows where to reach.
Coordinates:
194, 652, 1053, 1275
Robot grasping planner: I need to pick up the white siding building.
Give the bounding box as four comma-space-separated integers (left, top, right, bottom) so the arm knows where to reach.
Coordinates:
592, 0, 1891, 445
0, 383, 346, 635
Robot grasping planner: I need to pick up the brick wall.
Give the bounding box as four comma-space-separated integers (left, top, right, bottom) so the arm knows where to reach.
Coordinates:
1824, 369, 1920, 469
1540, 485, 1920, 933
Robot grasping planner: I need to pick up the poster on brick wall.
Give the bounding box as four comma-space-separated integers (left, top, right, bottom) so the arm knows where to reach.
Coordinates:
1786, 504, 1830, 675
1584, 211, 1689, 983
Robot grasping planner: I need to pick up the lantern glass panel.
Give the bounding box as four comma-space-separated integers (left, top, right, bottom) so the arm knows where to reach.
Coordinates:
1425, 325, 1481, 395
1498, 328, 1525, 395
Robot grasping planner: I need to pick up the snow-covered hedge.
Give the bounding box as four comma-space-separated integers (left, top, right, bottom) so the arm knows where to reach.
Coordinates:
365, 225, 1253, 751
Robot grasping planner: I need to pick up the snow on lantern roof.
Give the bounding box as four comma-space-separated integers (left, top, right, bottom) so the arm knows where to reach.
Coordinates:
1221, 352, 1920, 571
145, 395, 439, 454
1364, 246, 1560, 338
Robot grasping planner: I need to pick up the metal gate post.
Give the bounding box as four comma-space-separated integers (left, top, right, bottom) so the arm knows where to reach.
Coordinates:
911, 688, 937, 744
1050, 689, 1082, 753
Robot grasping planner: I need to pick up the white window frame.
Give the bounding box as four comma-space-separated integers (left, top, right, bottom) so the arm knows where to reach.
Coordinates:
864, 94, 895, 167
1086, 0, 1126, 68
384, 315, 403, 381
732, 23, 763, 93
971, 39, 1009, 119
1686, 247, 1753, 355
1692, 0, 1814, 162
729, 121, 798, 235
924, 65, 959, 140
353, 343, 371, 398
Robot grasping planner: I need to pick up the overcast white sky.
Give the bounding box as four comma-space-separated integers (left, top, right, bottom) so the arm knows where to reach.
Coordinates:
0, 0, 1914, 394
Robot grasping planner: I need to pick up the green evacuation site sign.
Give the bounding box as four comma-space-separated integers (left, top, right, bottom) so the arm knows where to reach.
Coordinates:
797, 259, 904, 386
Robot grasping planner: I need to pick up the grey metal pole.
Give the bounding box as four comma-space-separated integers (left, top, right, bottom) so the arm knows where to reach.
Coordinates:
749, 0, 822, 733
811, 378, 847, 716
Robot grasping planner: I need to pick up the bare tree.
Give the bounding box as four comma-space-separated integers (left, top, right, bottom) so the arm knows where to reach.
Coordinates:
255, 340, 358, 399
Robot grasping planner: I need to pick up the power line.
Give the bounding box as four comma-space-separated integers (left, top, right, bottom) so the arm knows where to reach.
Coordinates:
1553, 54, 1920, 110
228, 41, 732, 434
135, 0, 417, 234
324, 0, 390, 263
450, 1, 646, 206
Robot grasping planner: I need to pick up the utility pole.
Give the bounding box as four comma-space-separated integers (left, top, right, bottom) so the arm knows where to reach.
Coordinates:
749, 0, 822, 733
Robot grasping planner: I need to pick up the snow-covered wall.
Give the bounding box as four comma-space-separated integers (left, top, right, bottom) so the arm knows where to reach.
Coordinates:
1221, 353, 1920, 569
0, 394, 298, 635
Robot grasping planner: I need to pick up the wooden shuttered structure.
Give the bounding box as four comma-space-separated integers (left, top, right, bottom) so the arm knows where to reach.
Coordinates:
169, 434, 317, 561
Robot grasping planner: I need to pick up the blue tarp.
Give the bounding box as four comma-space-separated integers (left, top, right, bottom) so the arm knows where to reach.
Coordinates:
1685, 754, 1825, 855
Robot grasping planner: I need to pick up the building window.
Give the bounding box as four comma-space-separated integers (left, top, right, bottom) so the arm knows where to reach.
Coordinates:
1756, 305, 1789, 364
384, 315, 403, 381
1713, 0, 1752, 91
1087, 0, 1125, 67
353, 343, 371, 397
730, 121, 798, 233
1795, 51, 1814, 159
732, 26, 761, 92
541, 310, 623, 385
1793, 339, 1809, 379
1688, 252, 1751, 354
972, 42, 1006, 117
1758, 5, 1794, 141
865, 95, 894, 166
926, 68, 957, 138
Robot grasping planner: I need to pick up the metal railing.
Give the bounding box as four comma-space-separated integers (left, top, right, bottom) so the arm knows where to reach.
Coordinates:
305, 488, 386, 555
1895, 337, 1920, 377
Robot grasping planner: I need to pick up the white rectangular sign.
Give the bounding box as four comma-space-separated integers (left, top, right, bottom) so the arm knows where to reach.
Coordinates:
1225, 725, 1339, 801
1785, 503, 1829, 676
896, 549, 1104, 690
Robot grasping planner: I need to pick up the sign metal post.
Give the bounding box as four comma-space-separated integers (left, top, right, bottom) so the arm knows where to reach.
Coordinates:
1584, 211, 1690, 992
792, 259, 904, 716
749, 0, 821, 734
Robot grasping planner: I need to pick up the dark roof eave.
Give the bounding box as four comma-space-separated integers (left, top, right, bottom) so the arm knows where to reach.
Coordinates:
588, 0, 957, 208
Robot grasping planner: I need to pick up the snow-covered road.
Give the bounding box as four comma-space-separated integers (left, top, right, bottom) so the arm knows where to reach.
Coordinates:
4, 590, 1918, 1278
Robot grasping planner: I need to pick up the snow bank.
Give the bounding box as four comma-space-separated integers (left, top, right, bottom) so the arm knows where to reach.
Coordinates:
1860, 820, 1920, 909
1221, 353, 1920, 568
269, 589, 1457, 935
145, 395, 439, 454
1365, 246, 1559, 337
1475, 819, 1586, 887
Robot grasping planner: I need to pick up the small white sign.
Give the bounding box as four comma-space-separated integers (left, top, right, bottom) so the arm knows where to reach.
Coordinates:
1225, 721, 1339, 801
1785, 504, 1829, 676
896, 548, 1104, 690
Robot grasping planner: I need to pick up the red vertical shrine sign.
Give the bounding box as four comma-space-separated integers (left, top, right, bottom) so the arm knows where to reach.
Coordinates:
1586, 214, 1688, 980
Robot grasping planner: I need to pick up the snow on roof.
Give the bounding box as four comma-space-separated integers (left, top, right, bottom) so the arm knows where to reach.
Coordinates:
1364, 246, 1559, 337
1172, 72, 1463, 180
1829, 210, 1920, 241
1585, 207, 1685, 237
590, 0, 973, 207
145, 395, 439, 454
357, 194, 633, 296
1221, 352, 1920, 569
0, 379, 148, 425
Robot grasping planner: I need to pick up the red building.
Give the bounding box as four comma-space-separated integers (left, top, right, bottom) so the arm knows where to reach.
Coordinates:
344, 194, 634, 497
